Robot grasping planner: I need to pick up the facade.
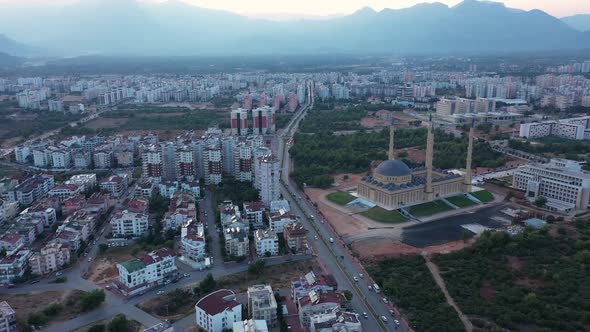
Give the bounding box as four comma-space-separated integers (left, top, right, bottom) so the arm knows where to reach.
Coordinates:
142, 145, 164, 183
110, 210, 149, 237
310, 311, 362, 332
233, 320, 269, 332
248, 284, 277, 328
251, 106, 276, 135
99, 174, 129, 198
298, 290, 344, 329
268, 211, 298, 233
28, 242, 71, 275
225, 228, 249, 257
256, 155, 281, 206
0, 301, 16, 332
175, 146, 195, 181
357, 125, 468, 210
7, 174, 54, 205
115, 248, 178, 297
234, 143, 254, 182
284, 223, 309, 254
519, 116, 590, 140
204, 145, 223, 185
195, 289, 242, 332
48, 184, 82, 200
513, 159, 590, 212
243, 201, 265, 229
181, 219, 206, 263
231, 108, 249, 136
0, 249, 31, 285
254, 229, 279, 257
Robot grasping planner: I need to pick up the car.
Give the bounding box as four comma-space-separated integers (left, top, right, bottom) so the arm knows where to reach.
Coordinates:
353, 276, 359, 282
87, 257, 92, 262
362, 312, 368, 319
394, 320, 400, 326
359, 273, 364, 278
183, 273, 190, 278
368, 285, 373, 291
156, 290, 165, 295
382, 298, 389, 304
55, 271, 63, 276
389, 310, 395, 316
381, 316, 388, 322
29, 279, 40, 284
314, 236, 318, 240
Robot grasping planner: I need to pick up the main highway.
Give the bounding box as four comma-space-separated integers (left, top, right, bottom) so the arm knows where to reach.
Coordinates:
275, 85, 407, 332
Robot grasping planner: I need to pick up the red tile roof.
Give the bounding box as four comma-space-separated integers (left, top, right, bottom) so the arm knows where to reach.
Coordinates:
196, 289, 241, 316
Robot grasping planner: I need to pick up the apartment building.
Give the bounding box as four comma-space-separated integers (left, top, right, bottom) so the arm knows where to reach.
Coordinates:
195, 289, 242, 332
0, 249, 31, 285
243, 201, 265, 229
28, 242, 71, 275
110, 210, 149, 237
115, 248, 178, 297
247, 284, 277, 328
0, 301, 16, 332
99, 174, 129, 198
254, 229, 279, 257
181, 219, 206, 263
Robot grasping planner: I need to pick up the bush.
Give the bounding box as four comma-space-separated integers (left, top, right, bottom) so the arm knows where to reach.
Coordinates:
42, 303, 63, 317
80, 289, 106, 312
108, 314, 128, 332
88, 325, 106, 332
27, 313, 48, 326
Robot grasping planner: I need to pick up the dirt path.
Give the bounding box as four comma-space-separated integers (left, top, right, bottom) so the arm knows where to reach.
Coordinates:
424, 256, 473, 332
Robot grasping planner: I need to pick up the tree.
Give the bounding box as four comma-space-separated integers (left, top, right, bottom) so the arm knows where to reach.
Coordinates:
107, 314, 128, 332
534, 196, 547, 208
80, 289, 106, 312
264, 251, 272, 258
198, 273, 217, 294
98, 244, 109, 254
342, 290, 354, 301
248, 260, 266, 275
27, 313, 48, 326
0, 248, 5, 258
88, 325, 106, 332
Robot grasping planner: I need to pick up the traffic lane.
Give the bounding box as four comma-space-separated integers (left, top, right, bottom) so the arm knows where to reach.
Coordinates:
281, 181, 399, 331
280, 187, 386, 332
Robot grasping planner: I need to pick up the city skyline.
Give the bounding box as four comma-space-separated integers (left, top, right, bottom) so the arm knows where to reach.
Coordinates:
0, 0, 588, 18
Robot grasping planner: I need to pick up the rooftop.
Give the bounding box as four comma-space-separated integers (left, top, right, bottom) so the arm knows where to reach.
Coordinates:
196, 289, 241, 316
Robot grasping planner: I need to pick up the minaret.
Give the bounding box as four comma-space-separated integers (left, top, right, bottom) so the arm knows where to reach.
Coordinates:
388, 125, 395, 160
425, 113, 434, 200
464, 120, 475, 192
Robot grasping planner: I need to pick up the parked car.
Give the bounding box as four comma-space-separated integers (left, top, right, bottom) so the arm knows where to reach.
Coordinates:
353, 276, 359, 282
359, 273, 364, 278
389, 310, 395, 316
382, 298, 389, 304
381, 316, 388, 322
362, 312, 368, 319
394, 319, 401, 326
156, 290, 164, 295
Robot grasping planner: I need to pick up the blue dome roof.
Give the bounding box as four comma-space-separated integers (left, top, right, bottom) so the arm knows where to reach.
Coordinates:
374, 160, 412, 177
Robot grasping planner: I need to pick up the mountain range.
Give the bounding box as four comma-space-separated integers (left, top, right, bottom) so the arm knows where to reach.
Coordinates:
562, 15, 590, 32
0, 0, 589, 57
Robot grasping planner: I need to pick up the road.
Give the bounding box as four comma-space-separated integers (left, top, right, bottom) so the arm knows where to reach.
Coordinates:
275, 87, 406, 332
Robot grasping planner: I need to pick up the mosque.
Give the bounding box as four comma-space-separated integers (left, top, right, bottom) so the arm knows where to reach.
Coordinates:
357, 120, 474, 210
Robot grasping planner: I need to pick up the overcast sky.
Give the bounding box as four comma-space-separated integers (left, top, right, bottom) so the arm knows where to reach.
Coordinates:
0, 0, 587, 18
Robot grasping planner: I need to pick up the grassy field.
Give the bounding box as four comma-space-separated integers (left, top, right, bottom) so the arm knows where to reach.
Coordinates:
0, 109, 83, 147
326, 191, 356, 205
408, 200, 454, 217
361, 206, 408, 223
446, 195, 478, 208
470, 190, 494, 203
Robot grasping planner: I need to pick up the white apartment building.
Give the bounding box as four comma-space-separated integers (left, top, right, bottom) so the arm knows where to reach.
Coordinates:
268, 212, 299, 233
66, 174, 97, 192
110, 210, 149, 237
93, 150, 114, 169
248, 284, 277, 328
243, 201, 264, 229
51, 150, 72, 169
195, 289, 242, 332
254, 229, 279, 257
181, 219, 206, 262
519, 116, 590, 140
99, 174, 129, 198
0, 301, 17, 332
233, 320, 269, 332
28, 242, 71, 275
225, 228, 249, 257
256, 155, 281, 206
14, 145, 30, 164
234, 143, 253, 182
513, 159, 590, 213
115, 248, 178, 297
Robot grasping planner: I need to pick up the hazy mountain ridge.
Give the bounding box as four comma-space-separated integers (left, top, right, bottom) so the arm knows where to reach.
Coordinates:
562, 14, 590, 32
0, 0, 588, 56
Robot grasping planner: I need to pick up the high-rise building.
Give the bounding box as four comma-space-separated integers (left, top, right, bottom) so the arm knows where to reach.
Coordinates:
204, 145, 223, 185
252, 106, 276, 135
221, 137, 236, 176
161, 142, 177, 181
231, 108, 249, 136
141, 145, 163, 183
176, 146, 195, 181
256, 155, 281, 206
234, 143, 253, 182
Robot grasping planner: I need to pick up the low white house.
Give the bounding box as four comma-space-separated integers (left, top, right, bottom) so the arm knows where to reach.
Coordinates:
115, 248, 178, 297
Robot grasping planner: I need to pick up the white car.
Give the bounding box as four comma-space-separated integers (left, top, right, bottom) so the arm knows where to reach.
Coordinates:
353, 276, 359, 282
359, 273, 364, 278
314, 236, 318, 240
394, 320, 400, 326
87, 257, 92, 262
156, 290, 165, 295
382, 298, 389, 304
381, 316, 388, 322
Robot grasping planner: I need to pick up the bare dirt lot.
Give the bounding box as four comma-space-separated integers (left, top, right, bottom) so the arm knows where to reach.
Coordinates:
3, 290, 87, 327
87, 245, 138, 283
